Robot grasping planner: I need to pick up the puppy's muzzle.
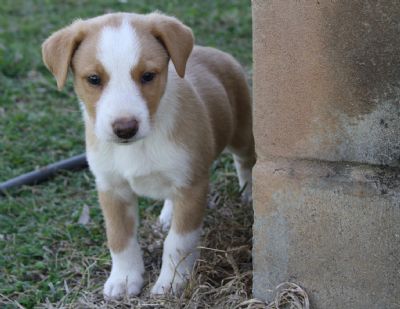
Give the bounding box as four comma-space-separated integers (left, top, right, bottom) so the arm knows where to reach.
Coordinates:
112, 117, 139, 140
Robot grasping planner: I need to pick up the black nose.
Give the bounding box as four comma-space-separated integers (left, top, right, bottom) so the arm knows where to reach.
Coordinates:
112, 118, 139, 139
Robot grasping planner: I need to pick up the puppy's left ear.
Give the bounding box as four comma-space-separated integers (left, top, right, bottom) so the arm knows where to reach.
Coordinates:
148, 13, 194, 78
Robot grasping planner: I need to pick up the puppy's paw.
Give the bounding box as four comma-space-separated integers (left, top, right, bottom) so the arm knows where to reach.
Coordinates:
103, 271, 143, 299
241, 189, 252, 204
150, 274, 185, 296
158, 199, 173, 232
240, 182, 253, 204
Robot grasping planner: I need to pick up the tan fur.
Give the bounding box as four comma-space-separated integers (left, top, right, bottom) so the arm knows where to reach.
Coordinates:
98, 191, 135, 252
42, 12, 255, 255
130, 28, 169, 118
73, 45, 109, 119
172, 179, 209, 233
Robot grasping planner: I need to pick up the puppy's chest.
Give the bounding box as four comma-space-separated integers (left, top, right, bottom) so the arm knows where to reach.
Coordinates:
89, 141, 190, 199
129, 172, 173, 199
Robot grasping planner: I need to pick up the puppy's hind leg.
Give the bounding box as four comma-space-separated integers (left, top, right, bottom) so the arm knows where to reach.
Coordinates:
228, 72, 256, 203
228, 126, 256, 203
232, 150, 256, 203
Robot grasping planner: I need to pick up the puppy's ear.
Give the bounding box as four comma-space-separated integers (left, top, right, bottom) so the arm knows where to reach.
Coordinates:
148, 13, 194, 78
42, 20, 85, 90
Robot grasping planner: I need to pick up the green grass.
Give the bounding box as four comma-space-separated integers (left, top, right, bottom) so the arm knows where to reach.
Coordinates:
0, 1, 252, 307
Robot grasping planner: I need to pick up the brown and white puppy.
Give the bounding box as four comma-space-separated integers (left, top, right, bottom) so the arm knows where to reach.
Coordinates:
42, 12, 255, 299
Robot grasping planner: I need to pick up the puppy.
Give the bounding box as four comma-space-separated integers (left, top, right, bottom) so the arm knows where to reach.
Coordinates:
42, 12, 255, 299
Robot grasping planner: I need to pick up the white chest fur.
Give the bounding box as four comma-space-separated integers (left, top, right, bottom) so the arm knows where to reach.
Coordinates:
87, 133, 191, 200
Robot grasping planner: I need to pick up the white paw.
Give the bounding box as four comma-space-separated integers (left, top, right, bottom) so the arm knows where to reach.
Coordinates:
103, 271, 143, 299
158, 200, 173, 232
150, 273, 186, 295
241, 185, 253, 204
151, 229, 200, 296
241, 186, 253, 204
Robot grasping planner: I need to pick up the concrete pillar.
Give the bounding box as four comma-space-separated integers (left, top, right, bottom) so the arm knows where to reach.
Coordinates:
252, 1, 400, 308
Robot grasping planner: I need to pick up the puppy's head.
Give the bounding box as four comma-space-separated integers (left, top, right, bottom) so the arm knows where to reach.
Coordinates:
42, 12, 193, 144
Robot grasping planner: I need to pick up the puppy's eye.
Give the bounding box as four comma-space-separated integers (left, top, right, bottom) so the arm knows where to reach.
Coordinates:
141, 72, 155, 84
87, 75, 101, 86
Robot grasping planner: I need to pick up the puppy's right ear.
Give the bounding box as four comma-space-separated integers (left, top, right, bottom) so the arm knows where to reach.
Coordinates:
42, 20, 85, 90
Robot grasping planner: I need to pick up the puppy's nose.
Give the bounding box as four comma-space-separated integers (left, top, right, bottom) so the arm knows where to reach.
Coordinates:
112, 118, 139, 139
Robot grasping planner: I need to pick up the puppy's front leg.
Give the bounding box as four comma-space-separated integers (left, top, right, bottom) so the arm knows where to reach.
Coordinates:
151, 180, 208, 295
99, 190, 144, 299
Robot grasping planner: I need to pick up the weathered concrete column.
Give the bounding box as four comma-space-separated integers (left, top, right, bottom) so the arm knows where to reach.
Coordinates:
252, 1, 400, 308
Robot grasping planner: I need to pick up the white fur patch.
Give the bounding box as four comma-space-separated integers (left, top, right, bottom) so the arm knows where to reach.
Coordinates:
233, 155, 253, 203
151, 228, 201, 295
95, 19, 150, 143
104, 236, 145, 299
159, 199, 174, 231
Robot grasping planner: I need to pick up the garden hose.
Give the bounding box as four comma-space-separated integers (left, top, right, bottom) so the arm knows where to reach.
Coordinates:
0, 154, 88, 195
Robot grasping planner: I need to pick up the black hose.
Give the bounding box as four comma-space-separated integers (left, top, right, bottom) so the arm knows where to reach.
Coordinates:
0, 153, 88, 195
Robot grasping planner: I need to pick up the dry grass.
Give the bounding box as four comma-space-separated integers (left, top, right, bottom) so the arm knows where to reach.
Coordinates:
266, 283, 310, 309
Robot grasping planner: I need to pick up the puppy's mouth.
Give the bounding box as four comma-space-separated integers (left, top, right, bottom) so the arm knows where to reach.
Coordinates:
114, 138, 136, 145
113, 135, 146, 145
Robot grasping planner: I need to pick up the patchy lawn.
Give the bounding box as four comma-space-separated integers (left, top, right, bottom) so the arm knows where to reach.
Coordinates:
0, 1, 258, 308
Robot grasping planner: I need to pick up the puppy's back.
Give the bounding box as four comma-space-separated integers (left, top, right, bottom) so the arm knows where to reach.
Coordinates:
185, 46, 252, 155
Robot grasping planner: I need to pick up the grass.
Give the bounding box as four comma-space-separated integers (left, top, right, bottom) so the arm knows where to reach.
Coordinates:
0, 1, 256, 308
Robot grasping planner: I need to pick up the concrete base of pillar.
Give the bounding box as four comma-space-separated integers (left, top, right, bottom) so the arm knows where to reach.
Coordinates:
253, 159, 400, 308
